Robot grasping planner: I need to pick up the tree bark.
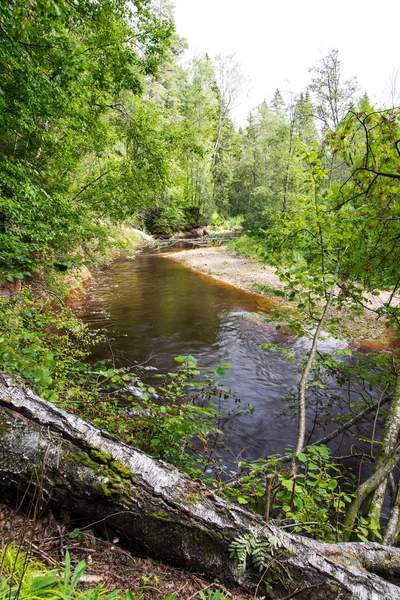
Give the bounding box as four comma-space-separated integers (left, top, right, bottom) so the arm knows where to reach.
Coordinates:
368, 365, 400, 529
384, 482, 400, 545
1, 374, 400, 599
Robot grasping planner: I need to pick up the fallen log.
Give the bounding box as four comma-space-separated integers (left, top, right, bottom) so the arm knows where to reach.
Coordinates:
1, 374, 400, 599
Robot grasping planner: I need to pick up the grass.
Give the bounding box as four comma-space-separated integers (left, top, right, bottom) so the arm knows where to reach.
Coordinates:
0, 545, 228, 600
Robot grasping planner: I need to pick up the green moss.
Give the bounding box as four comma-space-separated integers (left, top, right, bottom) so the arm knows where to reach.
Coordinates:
26, 463, 42, 478
96, 480, 114, 498
181, 492, 205, 505
88, 448, 114, 465
150, 510, 170, 522
66, 447, 137, 501
66, 451, 100, 471
0, 413, 9, 436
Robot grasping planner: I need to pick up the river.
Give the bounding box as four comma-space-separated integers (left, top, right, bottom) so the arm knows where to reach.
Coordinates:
75, 247, 373, 474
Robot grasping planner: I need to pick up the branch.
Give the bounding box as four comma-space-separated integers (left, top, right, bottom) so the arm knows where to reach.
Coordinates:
70, 170, 111, 203
291, 252, 345, 474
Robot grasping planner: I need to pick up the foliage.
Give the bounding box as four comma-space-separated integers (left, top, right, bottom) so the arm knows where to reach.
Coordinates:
2, 0, 400, 550
0, 547, 117, 600
229, 82, 400, 541
217, 445, 382, 543
230, 535, 275, 573
0, 546, 181, 600
196, 591, 227, 600
0, 291, 230, 477
227, 234, 264, 260
228, 93, 317, 227
229, 530, 292, 596
0, 0, 173, 280
91, 355, 232, 474
308, 49, 359, 132
0, 291, 93, 403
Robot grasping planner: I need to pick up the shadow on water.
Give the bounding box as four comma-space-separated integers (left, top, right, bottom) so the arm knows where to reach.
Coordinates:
74, 251, 378, 473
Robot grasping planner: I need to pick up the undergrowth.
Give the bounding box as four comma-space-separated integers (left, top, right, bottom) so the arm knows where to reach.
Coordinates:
0, 283, 383, 543
0, 545, 220, 600
0, 236, 391, 546
0, 278, 235, 477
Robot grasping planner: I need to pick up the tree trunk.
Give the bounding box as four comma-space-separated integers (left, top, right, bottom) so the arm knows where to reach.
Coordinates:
291, 256, 343, 475
368, 365, 400, 529
1, 374, 400, 599
384, 482, 400, 545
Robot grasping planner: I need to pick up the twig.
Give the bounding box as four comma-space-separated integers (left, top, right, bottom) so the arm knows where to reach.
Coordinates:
57, 524, 65, 559
279, 521, 318, 529
292, 250, 346, 475
64, 546, 96, 553
31, 543, 58, 566
70, 170, 110, 202
44, 289, 66, 307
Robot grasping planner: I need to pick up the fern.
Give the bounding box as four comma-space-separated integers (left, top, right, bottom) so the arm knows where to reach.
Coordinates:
229, 530, 293, 573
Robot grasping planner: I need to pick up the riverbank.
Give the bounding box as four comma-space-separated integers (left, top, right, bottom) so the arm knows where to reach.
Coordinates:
164, 246, 398, 346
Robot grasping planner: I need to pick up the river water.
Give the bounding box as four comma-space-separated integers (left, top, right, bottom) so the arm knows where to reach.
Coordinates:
75, 248, 370, 473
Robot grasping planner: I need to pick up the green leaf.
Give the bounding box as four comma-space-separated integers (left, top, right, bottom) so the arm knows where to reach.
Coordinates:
71, 559, 87, 588
214, 367, 226, 377
308, 463, 319, 470
237, 496, 249, 504
186, 355, 197, 367
293, 495, 304, 508
30, 574, 58, 591
296, 452, 307, 462
281, 479, 294, 491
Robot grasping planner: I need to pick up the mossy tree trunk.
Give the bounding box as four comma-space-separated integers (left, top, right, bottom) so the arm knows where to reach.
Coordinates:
342, 363, 400, 539
1, 374, 400, 599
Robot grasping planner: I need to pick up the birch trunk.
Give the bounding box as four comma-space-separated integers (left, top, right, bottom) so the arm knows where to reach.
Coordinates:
368, 365, 400, 527
1, 374, 400, 599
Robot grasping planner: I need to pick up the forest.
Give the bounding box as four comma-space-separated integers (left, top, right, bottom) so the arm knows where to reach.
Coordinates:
1, 1, 400, 599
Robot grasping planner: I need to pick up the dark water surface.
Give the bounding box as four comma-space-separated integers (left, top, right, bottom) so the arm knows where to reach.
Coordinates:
75, 250, 359, 472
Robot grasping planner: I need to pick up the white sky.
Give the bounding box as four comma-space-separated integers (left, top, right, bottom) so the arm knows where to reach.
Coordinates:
172, 0, 400, 126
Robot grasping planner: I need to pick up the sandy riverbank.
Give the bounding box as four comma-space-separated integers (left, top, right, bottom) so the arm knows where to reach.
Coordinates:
166, 246, 284, 295
164, 246, 398, 347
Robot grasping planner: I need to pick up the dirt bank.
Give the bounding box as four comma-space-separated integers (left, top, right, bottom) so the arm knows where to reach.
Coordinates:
165, 247, 284, 295
164, 247, 398, 346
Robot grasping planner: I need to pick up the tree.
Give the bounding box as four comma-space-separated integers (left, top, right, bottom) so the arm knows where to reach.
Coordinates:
229, 93, 314, 226
294, 91, 318, 144
212, 52, 249, 166
177, 54, 220, 222
308, 49, 359, 132
2, 376, 400, 599
0, 0, 173, 279
253, 103, 400, 542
